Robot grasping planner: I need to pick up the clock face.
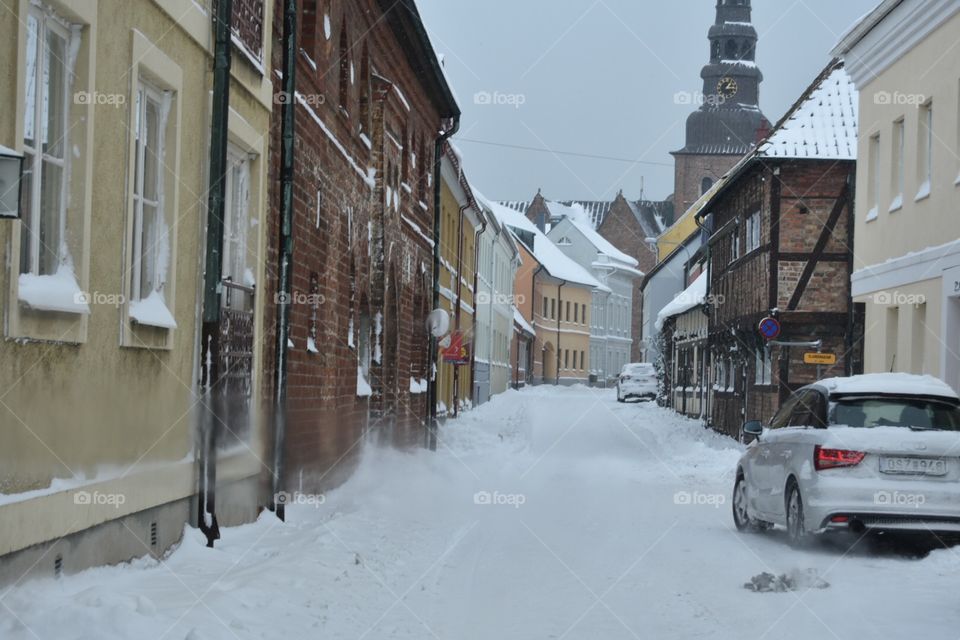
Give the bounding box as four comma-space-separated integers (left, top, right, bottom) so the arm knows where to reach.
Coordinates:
717, 77, 738, 100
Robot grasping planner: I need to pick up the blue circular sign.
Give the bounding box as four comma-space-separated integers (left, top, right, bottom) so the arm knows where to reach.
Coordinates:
758, 317, 781, 340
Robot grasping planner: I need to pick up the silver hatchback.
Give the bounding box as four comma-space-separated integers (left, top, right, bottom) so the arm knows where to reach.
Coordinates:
733, 374, 960, 547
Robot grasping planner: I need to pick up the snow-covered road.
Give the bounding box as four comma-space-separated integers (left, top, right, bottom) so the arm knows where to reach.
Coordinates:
4, 385, 960, 639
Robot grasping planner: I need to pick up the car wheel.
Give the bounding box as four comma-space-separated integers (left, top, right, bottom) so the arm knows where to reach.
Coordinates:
733, 474, 770, 533
786, 481, 809, 548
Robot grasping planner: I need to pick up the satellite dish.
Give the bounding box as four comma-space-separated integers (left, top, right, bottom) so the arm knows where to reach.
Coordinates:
426, 309, 450, 338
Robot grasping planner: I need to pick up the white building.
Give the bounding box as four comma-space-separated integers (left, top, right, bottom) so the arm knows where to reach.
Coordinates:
548, 207, 645, 384
833, 0, 960, 392
474, 203, 521, 404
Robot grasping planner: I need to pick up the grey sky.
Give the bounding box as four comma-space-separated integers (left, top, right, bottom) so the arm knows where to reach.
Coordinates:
416, 0, 878, 203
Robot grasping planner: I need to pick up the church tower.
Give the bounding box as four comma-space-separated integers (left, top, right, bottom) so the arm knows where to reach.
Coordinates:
671, 0, 770, 214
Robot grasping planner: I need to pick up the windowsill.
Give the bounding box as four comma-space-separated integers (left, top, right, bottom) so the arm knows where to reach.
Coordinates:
17, 270, 91, 316
128, 292, 177, 330
915, 181, 931, 202
888, 194, 903, 213
865, 206, 879, 222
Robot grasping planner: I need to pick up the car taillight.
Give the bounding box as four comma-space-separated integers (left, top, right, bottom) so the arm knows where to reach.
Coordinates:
814, 446, 866, 471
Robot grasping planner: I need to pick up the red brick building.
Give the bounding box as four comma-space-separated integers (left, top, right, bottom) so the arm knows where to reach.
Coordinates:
697, 60, 864, 438
263, 0, 459, 492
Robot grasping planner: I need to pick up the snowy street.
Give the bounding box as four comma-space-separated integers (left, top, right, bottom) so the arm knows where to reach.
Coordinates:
3, 386, 960, 640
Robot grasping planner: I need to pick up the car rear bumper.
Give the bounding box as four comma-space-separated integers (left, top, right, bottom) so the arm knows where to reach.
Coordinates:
804, 476, 960, 534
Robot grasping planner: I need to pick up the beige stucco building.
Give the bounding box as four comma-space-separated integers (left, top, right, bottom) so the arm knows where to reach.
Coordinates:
0, 0, 272, 582
834, 0, 960, 392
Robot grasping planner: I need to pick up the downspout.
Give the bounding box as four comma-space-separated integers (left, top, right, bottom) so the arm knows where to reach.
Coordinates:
272, 0, 298, 521
486, 224, 501, 397
532, 263, 546, 382
452, 199, 470, 418
469, 213, 486, 405
198, 0, 232, 548
694, 211, 712, 428
427, 116, 461, 450
844, 169, 856, 377
556, 281, 566, 385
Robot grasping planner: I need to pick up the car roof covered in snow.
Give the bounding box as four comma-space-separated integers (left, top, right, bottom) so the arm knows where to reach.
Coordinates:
812, 373, 959, 401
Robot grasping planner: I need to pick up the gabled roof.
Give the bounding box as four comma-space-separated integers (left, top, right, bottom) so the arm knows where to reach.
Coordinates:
552, 216, 639, 268
758, 61, 858, 160
499, 198, 665, 236
481, 196, 607, 291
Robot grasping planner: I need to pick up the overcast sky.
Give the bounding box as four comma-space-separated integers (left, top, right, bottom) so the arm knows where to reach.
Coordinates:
416, 0, 878, 203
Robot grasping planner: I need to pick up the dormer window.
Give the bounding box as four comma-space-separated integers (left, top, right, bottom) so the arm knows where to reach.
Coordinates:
557, 237, 572, 246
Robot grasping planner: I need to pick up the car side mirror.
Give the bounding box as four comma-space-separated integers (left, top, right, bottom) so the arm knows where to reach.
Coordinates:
743, 420, 763, 437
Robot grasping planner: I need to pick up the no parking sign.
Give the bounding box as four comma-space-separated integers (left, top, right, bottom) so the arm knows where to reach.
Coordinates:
758, 316, 781, 341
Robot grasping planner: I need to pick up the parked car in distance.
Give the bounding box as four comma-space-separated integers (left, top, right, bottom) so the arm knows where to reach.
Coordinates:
732, 373, 960, 547
617, 363, 658, 403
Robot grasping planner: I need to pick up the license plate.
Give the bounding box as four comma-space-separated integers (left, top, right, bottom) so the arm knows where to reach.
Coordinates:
879, 457, 948, 476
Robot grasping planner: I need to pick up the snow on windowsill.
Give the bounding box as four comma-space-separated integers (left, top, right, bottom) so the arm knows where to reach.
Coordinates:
888, 194, 903, 213
129, 291, 177, 329
865, 205, 878, 223
915, 180, 931, 202
357, 368, 373, 397
409, 377, 428, 395
307, 337, 319, 354
18, 266, 90, 315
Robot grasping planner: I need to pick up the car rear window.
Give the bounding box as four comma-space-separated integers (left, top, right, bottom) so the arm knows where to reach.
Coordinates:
831, 397, 960, 431
623, 365, 654, 376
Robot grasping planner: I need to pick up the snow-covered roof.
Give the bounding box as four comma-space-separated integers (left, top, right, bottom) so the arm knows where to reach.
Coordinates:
816, 373, 959, 400
480, 194, 607, 291
655, 272, 707, 331
758, 62, 858, 160
562, 212, 639, 268
513, 307, 535, 336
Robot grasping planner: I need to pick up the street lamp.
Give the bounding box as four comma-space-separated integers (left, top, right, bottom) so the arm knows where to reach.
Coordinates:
0, 146, 25, 220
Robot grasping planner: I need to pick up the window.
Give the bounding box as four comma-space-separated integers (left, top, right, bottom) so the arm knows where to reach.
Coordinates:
580, 350, 585, 371
564, 349, 569, 369
701, 177, 714, 194
745, 211, 761, 252
729, 229, 740, 264
565, 301, 571, 322
769, 394, 801, 429
754, 347, 772, 386
129, 83, 170, 310
581, 304, 587, 325
891, 119, 904, 211
867, 133, 880, 220
358, 45, 370, 134
543, 296, 548, 318
917, 101, 933, 200
338, 23, 349, 112
572, 350, 577, 370
574, 303, 579, 324
20, 7, 73, 277
300, 0, 318, 59
222, 149, 253, 310
551, 298, 556, 320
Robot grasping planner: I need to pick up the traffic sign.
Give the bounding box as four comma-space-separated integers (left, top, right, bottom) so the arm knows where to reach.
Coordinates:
804, 352, 836, 366
758, 317, 781, 341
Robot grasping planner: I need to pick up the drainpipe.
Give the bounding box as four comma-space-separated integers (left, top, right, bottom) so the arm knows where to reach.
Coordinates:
427, 117, 461, 450
197, 0, 232, 548
486, 224, 501, 397
532, 263, 546, 382
271, 0, 298, 521
452, 200, 470, 418
469, 212, 486, 405
694, 210, 712, 428
556, 281, 566, 385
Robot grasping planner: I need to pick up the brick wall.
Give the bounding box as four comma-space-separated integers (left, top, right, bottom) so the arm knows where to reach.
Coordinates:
263, 0, 446, 493
672, 152, 741, 215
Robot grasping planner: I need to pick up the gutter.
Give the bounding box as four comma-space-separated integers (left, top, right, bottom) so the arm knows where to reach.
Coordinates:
272, 0, 298, 521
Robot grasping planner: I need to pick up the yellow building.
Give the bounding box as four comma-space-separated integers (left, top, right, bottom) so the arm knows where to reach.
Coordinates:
0, 0, 273, 581
834, 2, 960, 391
437, 145, 480, 415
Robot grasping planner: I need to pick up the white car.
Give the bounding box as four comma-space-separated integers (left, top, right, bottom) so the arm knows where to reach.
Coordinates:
616, 363, 657, 403
733, 373, 960, 547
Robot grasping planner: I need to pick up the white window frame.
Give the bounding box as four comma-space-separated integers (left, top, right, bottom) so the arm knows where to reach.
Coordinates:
891, 119, 904, 212
20, 5, 73, 277
222, 146, 253, 308
755, 347, 772, 386
745, 211, 761, 253
917, 101, 933, 201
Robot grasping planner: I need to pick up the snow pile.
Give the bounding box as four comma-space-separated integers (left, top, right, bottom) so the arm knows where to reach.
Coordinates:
356, 368, 372, 397
744, 569, 830, 593
128, 290, 177, 329
818, 372, 959, 399
18, 265, 90, 315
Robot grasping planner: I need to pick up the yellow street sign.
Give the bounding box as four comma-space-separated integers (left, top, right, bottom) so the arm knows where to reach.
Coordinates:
804, 352, 837, 365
